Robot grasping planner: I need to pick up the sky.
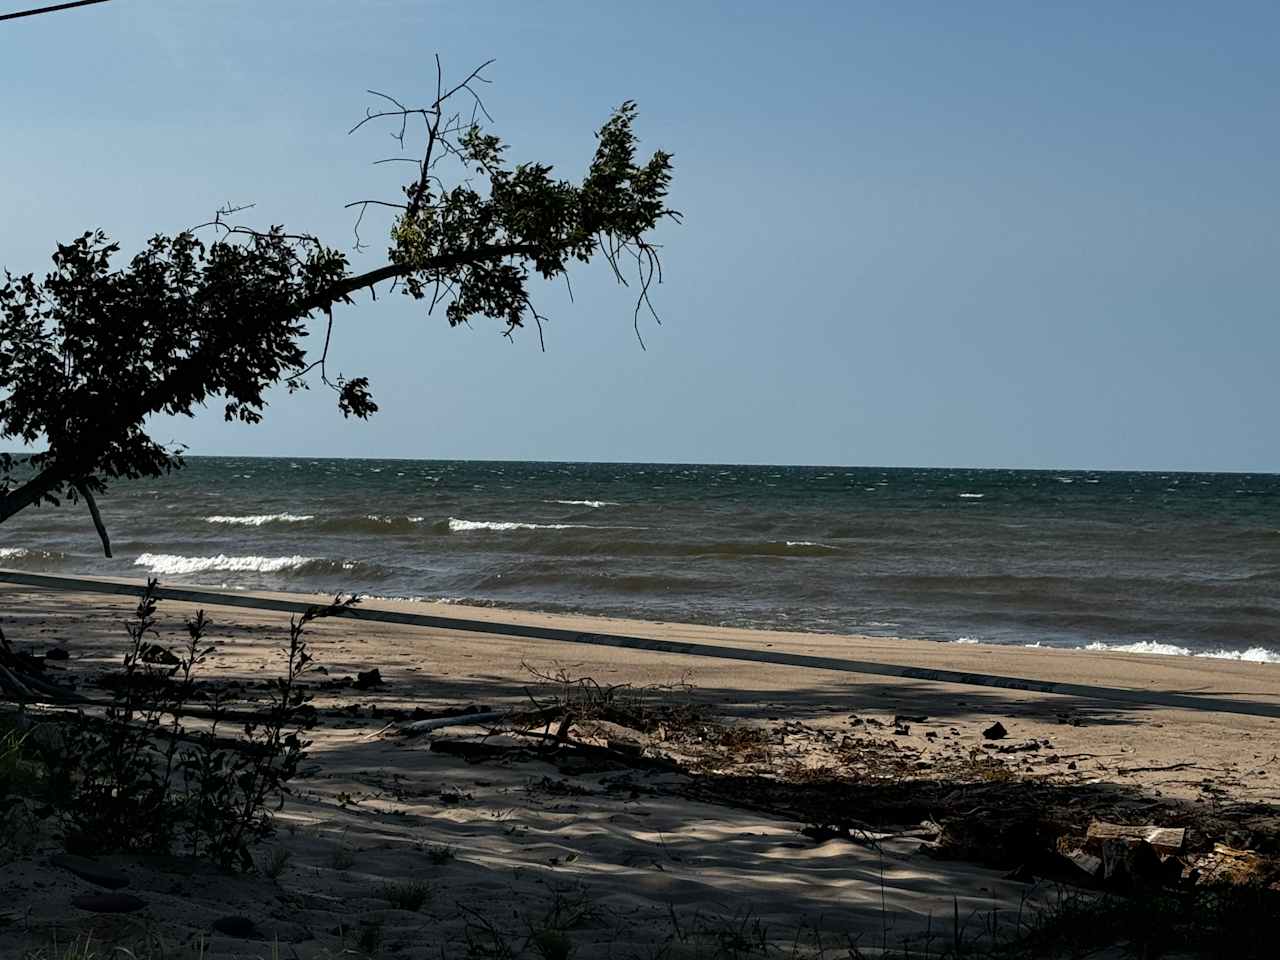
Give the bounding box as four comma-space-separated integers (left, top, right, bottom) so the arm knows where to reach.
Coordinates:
2, 0, 1277, 472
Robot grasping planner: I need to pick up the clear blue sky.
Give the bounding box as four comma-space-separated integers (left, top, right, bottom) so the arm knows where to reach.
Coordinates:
2, 1, 1277, 471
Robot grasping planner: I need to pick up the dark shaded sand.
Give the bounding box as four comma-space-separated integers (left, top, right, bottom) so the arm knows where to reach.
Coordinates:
1, 579, 1276, 958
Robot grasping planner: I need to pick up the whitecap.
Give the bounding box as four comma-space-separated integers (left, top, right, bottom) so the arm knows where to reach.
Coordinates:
134, 553, 317, 575
447, 517, 641, 533
1085, 640, 1195, 656
953, 637, 981, 645
204, 513, 314, 526
449, 518, 589, 532
958, 492, 984, 499
784, 540, 838, 550
1196, 647, 1280, 664
545, 499, 619, 508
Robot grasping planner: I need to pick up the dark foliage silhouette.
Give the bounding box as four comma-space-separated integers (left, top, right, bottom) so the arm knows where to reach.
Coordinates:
0, 59, 676, 557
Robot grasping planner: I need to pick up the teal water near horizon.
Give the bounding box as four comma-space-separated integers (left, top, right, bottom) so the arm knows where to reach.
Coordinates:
1, 458, 1277, 662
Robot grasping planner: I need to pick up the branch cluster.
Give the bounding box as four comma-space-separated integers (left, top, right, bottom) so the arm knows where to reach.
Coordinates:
0, 58, 676, 550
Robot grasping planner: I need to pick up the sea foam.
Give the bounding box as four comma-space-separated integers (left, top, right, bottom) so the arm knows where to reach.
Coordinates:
951, 636, 1279, 664
135, 553, 320, 575
546, 499, 619, 508
0, 547, 64, 564
1085, 640, 1280, 664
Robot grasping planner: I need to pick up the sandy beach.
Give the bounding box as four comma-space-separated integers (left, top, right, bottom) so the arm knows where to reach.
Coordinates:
2, 577, 1278, 958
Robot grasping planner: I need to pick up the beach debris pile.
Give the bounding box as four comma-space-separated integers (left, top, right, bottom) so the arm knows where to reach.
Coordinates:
381, 679, 1280, 900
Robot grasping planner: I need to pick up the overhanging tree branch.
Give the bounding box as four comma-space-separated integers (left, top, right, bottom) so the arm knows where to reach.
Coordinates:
75, 480, 110, 557
0, 58, 676, 569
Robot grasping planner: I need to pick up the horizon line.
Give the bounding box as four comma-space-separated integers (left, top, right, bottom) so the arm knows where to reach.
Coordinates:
55, 452, 1280, 477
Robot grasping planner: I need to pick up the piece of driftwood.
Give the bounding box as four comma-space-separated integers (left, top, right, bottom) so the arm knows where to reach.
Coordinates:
400, 705, 563, 735
1086, 821, 1185, 855
428, 729, 683, 773
402, 710, 509, 734
1115, 761, 1196, 775
8, 687, 295, 725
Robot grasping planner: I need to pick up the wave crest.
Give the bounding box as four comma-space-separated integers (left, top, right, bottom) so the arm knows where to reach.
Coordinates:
1085, 640, 1280, 663
204, 514, 315, 526
0, 546, 66, 567
133, 553, 385, 578
444, 517, 629, 533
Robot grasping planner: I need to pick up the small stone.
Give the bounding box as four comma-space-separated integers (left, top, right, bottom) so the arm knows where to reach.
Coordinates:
45, 647, 70, 661
212, 915, 261, 939
997, 739, 1041, 754
71, 892, 146, 913
51, 853, 130, 890
354, 668, 385, 690
982, 722, 1008, 740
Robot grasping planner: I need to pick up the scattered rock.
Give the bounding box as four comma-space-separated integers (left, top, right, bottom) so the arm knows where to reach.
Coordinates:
982, 722, 1008, 740
212, 915, 261, 939
997, 739, 1042, 754
71, 892, 146, 914
45, 647, 69, 661
894, 714, 928, 724
51, 853, 129, 890
353, 668, 385, 690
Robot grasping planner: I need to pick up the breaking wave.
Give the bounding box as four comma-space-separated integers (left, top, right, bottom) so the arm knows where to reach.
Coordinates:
133, 553, 387, 578
203, 514, 426, 533
545, 499, 620, 508
1084, 640, 1280, 663
204, 513, 315, 526
0, 546, 66, 567
950, 636, 1279, 664
444, 517, 631, 533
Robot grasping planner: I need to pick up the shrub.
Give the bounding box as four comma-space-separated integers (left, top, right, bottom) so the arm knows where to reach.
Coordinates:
42, 580, 356, 870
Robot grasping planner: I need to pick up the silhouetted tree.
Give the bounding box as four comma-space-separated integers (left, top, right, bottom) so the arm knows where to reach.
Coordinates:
0, 61, 676, 556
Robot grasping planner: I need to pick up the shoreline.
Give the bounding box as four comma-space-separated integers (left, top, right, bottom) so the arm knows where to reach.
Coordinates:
4, 566, 1279, 670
